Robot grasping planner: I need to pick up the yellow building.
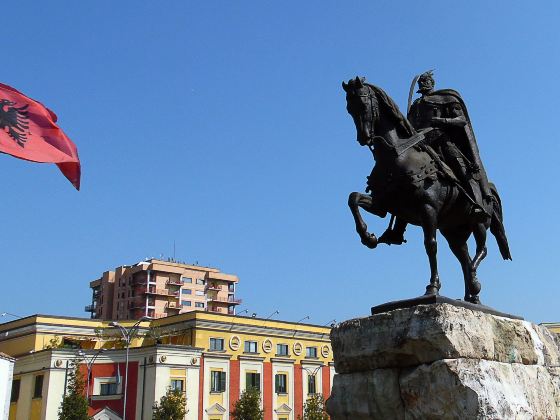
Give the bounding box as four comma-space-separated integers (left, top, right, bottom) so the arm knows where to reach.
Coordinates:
0, 311, 333, 420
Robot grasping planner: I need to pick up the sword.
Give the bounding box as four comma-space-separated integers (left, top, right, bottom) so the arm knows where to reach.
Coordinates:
407, 74, 420, 115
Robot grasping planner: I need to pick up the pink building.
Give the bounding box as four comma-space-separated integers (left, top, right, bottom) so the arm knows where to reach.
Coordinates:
86, 259, 241, 321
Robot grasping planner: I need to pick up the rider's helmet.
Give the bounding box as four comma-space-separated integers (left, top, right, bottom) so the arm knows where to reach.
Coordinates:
417, 70, 435, 94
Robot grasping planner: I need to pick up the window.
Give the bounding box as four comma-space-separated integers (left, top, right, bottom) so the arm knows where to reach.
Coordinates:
195, 290, 205, 296
33, 375, 44, 398
306, 346, 318, 358
245, 372, 261, 391
210, 371, 226, 392
100, 382, 118, 396
182, 289, 192, 295
10, 379, 20, 402
170, 379, 184, 392
210, 338, 224, 351
275, 373, 287, 393
308, 375, 317, 395
195, 302, 204, 308
182, 277, 192, 283
244, 340, 258, 353
196, 279, 205, 285
182, 300, 192, 307
277, 344, 289, 356
228, 283, 235, 292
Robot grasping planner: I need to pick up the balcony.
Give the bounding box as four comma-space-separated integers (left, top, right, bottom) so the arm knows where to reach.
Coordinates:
207, 307, 225, 314
84, 304, 96, 312
166, 278, 183, 287
128, 301, 148, 310
144, 288, 179, 298
207, 296, 242, 305
205, 283, 222, 292
166, 301, 182, 310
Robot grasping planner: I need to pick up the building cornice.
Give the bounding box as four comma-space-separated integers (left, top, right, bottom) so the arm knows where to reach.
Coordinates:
271, 357, 295, 364
202, 352, 232, 360
238, 355, 265, 362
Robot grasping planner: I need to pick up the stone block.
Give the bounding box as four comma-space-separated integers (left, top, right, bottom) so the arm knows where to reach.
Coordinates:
327, 302, 560, 419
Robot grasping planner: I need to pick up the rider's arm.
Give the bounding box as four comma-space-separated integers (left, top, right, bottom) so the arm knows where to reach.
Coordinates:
432, 104, 467, 127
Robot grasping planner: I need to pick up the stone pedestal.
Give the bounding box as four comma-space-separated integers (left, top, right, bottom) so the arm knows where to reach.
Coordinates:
326, 301, 560, 420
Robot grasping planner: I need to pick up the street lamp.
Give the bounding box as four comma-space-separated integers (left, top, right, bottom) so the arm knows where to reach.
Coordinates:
109, 317, 150, 420
229, 309, 249, 331
265, 310, 279, 320
323, 319, 336, 328
77, 348, 106, 401
302, 365, 323, 396
0, 312, 22, 319
292, 315, 310, 337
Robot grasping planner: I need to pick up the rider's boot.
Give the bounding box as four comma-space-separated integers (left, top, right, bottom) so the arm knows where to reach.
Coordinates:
470, 204, 491, 224
378, 219, 408, 245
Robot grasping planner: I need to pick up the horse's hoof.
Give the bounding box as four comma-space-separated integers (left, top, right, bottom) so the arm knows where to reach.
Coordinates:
424, 285, 440, 296
465, 295, 480, 304
361, 234, 378, 249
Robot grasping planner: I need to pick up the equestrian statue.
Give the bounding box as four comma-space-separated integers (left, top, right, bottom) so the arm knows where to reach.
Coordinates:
343, 71, 511, 304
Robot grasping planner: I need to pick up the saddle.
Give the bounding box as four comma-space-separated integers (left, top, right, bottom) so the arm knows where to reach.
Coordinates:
367, 128, 461, 195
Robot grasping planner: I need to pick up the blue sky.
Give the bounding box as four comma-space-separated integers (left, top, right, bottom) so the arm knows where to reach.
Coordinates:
1, 2, 559, 325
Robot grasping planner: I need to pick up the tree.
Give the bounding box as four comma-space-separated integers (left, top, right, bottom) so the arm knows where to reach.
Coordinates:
58, 361, 90, 420
152, 388, 187, 420
231, 387, 264, 420
299, 394, 329, 420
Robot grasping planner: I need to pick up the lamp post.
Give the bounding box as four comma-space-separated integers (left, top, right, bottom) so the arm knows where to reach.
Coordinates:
110, 317, 150, 420
0, 312, 22, 319
262, 310, 279, 325
292, 315, 310, 338
77, 348, 106, 401
302, 365, 323, 396
265, 310, 279, 320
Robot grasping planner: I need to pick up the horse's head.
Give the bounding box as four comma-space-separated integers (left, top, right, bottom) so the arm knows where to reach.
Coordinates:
342, 76, 379, 147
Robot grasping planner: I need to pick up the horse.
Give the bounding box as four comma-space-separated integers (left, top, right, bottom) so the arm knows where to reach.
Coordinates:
342, 76, 511, 304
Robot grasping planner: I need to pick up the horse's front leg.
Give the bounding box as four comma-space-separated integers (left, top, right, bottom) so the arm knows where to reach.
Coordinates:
348, 192, 384, 249
421, 205, 440, 295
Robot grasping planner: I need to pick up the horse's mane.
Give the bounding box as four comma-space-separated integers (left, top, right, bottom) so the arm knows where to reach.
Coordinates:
366, 83, 415, 137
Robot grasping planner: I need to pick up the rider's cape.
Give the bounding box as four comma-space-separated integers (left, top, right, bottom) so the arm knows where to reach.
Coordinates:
409, 89, 491, 198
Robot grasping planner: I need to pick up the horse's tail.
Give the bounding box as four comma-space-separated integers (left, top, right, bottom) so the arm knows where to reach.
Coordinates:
489, 183, 512, 260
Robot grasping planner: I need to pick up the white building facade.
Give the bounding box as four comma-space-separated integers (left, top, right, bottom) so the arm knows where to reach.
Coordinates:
0, 353, 15, 420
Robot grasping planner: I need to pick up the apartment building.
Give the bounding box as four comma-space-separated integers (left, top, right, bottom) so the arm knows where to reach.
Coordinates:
86, 259, 241, 321
0, 311, 334, 420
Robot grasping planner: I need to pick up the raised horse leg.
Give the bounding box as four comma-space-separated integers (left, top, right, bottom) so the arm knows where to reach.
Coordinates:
421, 205, 441, 295
442, 228, 482, 304
348, 192, 385, 249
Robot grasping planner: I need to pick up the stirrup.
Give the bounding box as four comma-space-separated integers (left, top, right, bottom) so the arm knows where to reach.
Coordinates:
378, 228, 406, 245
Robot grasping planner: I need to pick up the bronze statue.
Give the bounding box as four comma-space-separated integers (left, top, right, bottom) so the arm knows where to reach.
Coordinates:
343, 74, 511, 303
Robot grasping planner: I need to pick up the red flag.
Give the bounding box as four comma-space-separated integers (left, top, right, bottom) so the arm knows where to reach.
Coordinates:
0, 83, 80, 190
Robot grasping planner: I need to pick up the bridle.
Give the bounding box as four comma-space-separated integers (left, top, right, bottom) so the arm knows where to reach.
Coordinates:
354, 85, 379, 155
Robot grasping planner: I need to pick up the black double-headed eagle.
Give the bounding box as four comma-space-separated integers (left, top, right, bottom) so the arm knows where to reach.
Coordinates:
0, 99, 29, 147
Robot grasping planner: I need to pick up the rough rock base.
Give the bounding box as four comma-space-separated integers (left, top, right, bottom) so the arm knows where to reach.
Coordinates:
326, 302, 560, 420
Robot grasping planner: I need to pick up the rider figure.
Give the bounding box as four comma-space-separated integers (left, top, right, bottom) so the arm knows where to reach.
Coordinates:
379, 70, 492, 245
